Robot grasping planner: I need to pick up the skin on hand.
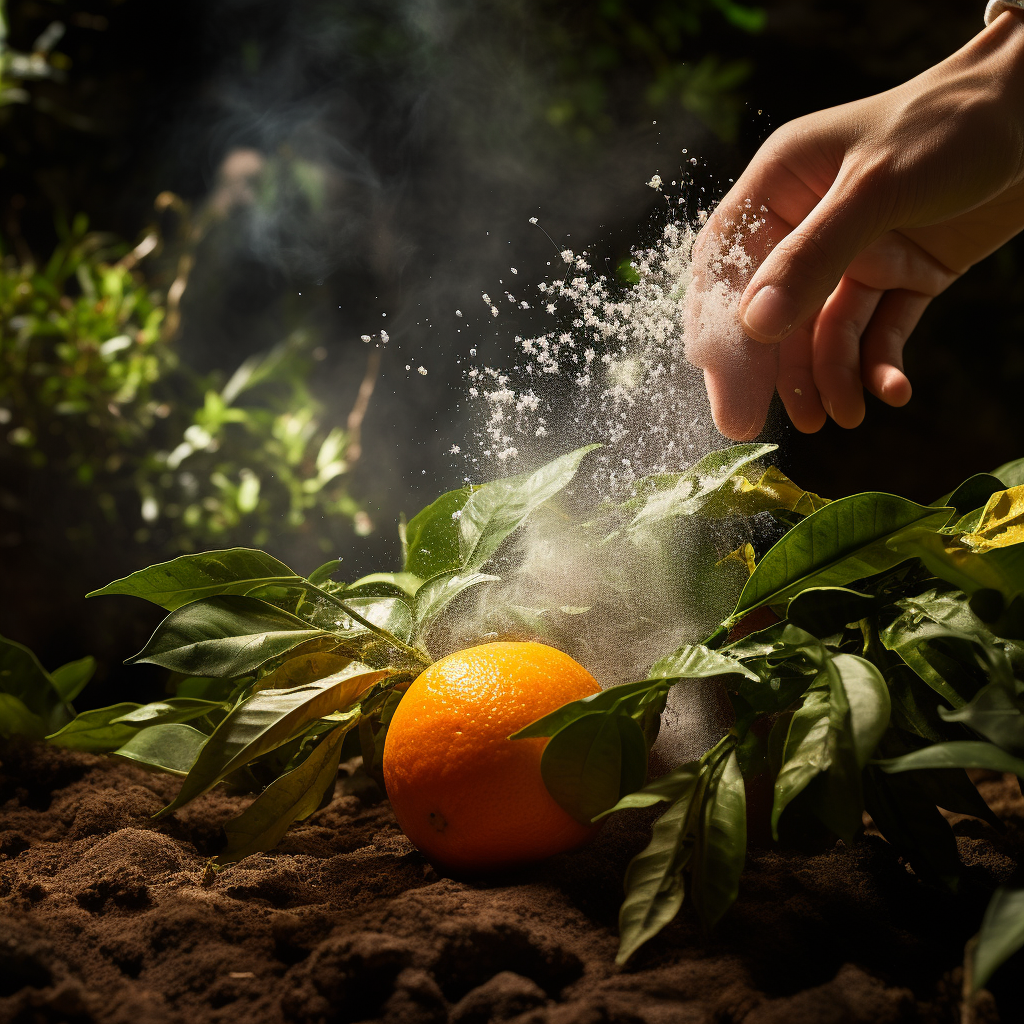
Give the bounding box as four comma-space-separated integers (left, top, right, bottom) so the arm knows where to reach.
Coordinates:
686, 11, 1024, 441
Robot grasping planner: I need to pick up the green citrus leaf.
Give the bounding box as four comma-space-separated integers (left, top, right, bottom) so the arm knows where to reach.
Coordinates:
646, 644, 759, 683
0, 694, 46, 740
459, 445, 600, 569
413, 570, 500, 633
156, 665, 388, 818
307, 558, 342, 587
49, 656, 96, 704
0, 633, 69, 729
511, 678, 666, 740
731, 493, 953, 622
594, 761, 701, 820
690, 749, 746, 932
128, 596, 330, 677
786, 587, 877, 638
88, 548, 302, 611
217, 722, 352, 865
875, 740, 1024, 777
973, 881, 1024, 991
113, 723, 209, 776
403, 488, 474, 579
46, 703, 143, 752
540, 712, 648, 824
111, 698, 227, 726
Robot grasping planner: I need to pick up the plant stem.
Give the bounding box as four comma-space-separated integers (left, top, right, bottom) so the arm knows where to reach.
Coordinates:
308, 583, 433, 667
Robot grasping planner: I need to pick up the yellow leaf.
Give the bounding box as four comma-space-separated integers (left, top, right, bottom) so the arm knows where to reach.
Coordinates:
964, 485, 1024, 552
707, 466, 830, 518
717, 542, 757, 576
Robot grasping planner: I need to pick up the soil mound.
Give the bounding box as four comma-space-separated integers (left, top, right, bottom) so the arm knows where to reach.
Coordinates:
1, 739, 1021, 1024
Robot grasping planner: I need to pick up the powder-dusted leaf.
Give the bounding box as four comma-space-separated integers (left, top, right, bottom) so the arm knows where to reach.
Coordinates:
731, 493, 953, 622
156, 665, 388, 817
595, 761, 701, 819
786, 588, 877, 639
111, 698, 227, 726
511, 678, 667, 740
403, 487, 474, 579
218, 723, 352, 864
0, 694, 46, 740
344, 572, 423, 598
113, 723, 209, 776
646, 644, 759, 683
627, 443, 777, 530
331, 596, 416, 645
540, 712, 648, 824
88, 548, 302, 611
690, 750, 746, 932
973, 881, 1024, 991
616, 778, 700, 965
702, 465, 830, 520
875, 740, 1024, 777
46, 703, 142, 752
413, 570, 499, 633
128, 596, 329, 677
255, 650, 354, 691
459, 445, 600, 569
307, 558, 342, 587
49, 656, 96, 704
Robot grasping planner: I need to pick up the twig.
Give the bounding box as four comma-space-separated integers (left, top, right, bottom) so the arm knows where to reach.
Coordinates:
346, 348, 381, 464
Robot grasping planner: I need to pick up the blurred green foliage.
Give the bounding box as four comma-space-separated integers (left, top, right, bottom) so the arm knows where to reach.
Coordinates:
0, 216, 372, 554
538, 0, 764, 142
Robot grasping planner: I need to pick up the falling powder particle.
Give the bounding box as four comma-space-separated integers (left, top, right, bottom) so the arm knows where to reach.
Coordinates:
360, 335, 372, 343
418, 366, 428, 376
449, 445, 461, 454
380, 330, 389, 343
647, 174, 663, 190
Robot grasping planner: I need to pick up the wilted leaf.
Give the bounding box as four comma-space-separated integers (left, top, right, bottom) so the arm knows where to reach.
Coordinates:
731, 493, 952, 623
963, 485, 1024, 552
540, 712, 648, 823
129, 596, 329, 677
156, 666, 388, 817
88, 548, 302, 611
113, 723, 209, 775
217, 723, 351, 864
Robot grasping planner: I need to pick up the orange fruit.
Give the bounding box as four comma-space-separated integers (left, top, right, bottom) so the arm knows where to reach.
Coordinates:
382, 641, 603, 873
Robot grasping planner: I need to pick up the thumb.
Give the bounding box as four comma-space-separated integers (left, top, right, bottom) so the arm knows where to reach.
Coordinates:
739, 172, 890, 342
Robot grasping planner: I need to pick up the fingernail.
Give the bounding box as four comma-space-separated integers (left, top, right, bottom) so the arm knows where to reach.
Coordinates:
742, 286, 796, 340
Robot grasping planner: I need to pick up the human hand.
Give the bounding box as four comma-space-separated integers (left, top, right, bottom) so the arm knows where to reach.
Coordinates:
685, 10, 1024, 440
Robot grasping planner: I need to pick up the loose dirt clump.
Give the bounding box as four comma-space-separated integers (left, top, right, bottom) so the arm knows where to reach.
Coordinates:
1, 739, 1021, 1024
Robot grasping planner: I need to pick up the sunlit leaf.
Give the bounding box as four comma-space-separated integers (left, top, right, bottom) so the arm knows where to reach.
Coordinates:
459, 444, 600, 569
344, 571, 423, 598
217, 722, 352, 864
702, 465, 830, 519
88, 548, 302, 611
962, 485, 1024, 552
627, 443, 777, 530
307, 558, 342, 587
403, 487, 474, 579
255, 650, 354, 691
936, 474, 1006, 518
646, 644, 759, 683
128, 596, 329, 677
113, 723, 209, 775
731, 493, 952, 623
156, 665, 388, 817
413, 570, 499, 632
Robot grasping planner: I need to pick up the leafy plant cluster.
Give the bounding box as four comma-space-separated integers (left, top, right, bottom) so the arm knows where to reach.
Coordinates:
3, 442, 1023, 993
0, 217, 370, 552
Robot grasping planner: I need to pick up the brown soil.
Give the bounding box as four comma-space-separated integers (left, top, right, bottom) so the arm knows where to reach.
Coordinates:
1, 740, 1021, 1024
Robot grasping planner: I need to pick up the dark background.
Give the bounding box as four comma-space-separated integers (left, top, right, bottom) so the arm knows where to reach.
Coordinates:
2, 0, 1021, 707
